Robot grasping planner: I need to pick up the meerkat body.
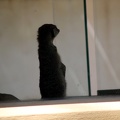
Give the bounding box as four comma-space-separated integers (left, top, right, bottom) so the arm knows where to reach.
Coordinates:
37, 24, 66, 99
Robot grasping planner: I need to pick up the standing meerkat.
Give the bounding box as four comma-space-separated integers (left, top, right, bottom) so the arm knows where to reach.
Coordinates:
37, 24, 66, 99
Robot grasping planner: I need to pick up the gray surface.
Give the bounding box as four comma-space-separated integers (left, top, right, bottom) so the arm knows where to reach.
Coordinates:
0, 96, 120, 108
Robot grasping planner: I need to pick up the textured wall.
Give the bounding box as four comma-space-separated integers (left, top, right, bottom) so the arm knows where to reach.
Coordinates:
94, 0, 120, 90
0, 0, 88, 100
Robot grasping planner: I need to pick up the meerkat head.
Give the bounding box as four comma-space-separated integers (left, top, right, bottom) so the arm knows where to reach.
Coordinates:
37, 24, 60, 43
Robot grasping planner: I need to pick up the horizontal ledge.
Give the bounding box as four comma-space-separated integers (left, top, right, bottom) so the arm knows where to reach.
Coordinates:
0, 101, 120, 118
0, 96, 120, 108
0, 96, 120, 118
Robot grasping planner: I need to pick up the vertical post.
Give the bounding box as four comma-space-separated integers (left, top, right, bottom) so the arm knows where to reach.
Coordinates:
83, 0, 91, 96
86, 0, 97, 96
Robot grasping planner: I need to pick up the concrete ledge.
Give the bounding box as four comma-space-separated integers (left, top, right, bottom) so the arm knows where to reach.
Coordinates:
0, 96, 120, 120
0, 96, 120, 107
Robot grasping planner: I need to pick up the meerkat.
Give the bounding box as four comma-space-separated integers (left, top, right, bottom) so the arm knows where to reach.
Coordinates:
37, 24, 66, 99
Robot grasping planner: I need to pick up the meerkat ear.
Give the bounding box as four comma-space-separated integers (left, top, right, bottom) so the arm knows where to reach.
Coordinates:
52, 28, 60, 37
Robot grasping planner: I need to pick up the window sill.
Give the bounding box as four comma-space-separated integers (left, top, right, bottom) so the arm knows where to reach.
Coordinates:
0, 96, 120, 119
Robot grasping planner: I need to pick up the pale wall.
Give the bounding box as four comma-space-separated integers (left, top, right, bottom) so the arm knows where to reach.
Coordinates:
94, 0, 120, 90
0, 0, 88, 100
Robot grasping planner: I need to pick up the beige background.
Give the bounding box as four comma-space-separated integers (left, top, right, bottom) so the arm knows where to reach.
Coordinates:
0, 0, 88, 100
94, 0, 120, 90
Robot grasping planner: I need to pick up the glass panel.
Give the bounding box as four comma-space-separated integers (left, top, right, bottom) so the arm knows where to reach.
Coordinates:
53, 0, 88, 96
0, 0, 88, 101
94, 0, 120, 91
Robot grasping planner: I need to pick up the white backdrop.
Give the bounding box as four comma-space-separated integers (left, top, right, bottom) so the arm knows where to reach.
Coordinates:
0, 0, 88, 100
94, 0, 120, 90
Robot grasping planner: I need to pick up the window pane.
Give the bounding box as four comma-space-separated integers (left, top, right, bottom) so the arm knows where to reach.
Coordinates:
94, 0, 120, 92
0, 0, 88, 100
53, 0, 88, 96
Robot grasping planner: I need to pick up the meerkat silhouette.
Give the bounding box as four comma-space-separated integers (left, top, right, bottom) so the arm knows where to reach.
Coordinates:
37, 24, 66, 99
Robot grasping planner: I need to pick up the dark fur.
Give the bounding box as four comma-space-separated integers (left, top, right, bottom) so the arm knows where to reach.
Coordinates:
0, 93, 19, 101
37, 24, 66, 99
